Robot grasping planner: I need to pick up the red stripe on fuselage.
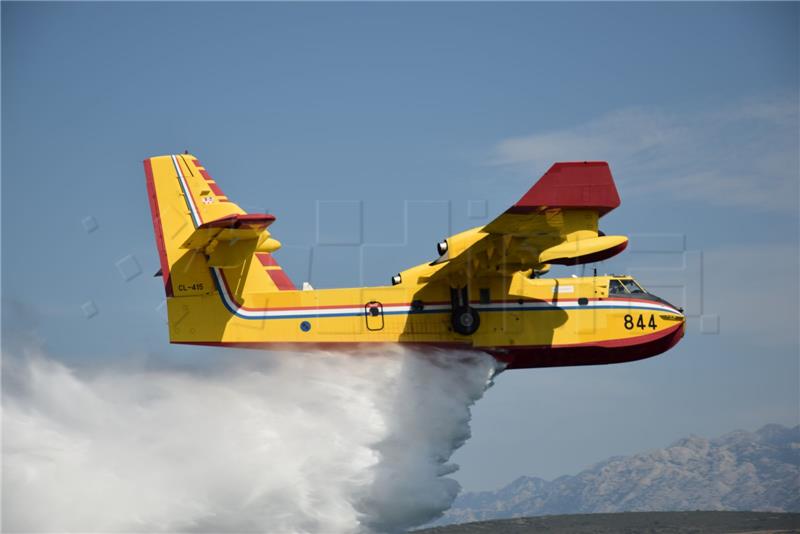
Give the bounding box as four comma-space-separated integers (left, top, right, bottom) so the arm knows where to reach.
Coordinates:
172, 340, 472, 352
214, 270, 680, 314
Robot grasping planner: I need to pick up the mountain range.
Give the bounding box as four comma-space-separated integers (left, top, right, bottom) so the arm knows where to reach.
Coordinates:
436, 424, 799, 526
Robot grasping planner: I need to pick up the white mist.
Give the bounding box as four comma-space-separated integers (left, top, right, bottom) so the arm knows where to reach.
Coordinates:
2, 347, 500, 533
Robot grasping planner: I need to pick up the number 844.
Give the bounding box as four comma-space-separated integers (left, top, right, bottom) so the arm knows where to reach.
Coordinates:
624, 314, 657, 330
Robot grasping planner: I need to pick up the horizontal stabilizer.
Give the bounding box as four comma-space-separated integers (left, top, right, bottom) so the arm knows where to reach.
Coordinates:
180, 213, 276, 250
180, 213, 282, 268
197, 213, 276, 230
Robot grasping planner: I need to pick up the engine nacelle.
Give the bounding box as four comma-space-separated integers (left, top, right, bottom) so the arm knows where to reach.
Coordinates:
434, 227, 487, 263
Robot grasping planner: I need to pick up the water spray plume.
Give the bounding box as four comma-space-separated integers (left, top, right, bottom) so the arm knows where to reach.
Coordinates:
3, 346, 501, 533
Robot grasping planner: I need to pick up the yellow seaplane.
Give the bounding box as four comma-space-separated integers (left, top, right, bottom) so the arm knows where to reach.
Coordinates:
145, 155, 684, 370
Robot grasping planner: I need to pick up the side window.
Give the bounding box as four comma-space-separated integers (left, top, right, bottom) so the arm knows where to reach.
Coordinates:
609, 280, 627, 295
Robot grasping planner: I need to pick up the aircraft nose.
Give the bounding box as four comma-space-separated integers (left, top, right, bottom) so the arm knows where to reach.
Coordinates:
653, 294, 683, 317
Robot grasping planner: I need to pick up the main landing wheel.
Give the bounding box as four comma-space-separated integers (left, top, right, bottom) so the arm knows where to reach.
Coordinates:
452, 306, 480, 336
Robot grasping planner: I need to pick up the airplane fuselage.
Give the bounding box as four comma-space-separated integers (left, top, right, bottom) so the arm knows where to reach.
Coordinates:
170, 270, 684, 369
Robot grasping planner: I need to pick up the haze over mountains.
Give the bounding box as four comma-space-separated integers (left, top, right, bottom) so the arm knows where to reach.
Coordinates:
436, 424, 799, 526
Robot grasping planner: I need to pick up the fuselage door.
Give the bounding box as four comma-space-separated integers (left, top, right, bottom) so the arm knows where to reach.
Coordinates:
365, 301, 384, 331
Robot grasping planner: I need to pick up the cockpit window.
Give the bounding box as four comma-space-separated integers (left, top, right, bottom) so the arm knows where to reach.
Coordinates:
609, 279, 647, 295
609, 280, 627, 294
621, 279, 646, 294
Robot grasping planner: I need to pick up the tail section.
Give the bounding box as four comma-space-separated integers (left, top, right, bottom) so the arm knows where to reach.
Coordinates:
144, 154, 295, 303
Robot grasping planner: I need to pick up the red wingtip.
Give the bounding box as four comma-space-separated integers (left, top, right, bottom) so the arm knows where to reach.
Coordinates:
511, 161, 621, 216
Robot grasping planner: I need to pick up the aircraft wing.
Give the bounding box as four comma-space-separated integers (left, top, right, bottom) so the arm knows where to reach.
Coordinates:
423, 162, 628, 284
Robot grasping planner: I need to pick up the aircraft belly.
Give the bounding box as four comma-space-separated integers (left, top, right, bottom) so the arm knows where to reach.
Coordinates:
490, 322, 685, 369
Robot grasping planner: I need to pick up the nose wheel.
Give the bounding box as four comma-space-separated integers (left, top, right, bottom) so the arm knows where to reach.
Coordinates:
451, 287, 480, 336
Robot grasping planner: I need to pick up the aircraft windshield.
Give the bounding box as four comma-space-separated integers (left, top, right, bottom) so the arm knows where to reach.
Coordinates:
621, 279, 646, 294
609, 279, 647, 295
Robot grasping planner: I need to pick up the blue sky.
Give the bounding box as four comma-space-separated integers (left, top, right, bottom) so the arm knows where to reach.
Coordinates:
2, 2, 798, 490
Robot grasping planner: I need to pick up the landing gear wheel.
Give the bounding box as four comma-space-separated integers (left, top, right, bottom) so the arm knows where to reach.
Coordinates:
452, 306, 480, 336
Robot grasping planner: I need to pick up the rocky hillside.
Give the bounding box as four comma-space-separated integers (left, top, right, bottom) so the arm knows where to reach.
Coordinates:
438, 424, 799, 526
419, 511, 800, 534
